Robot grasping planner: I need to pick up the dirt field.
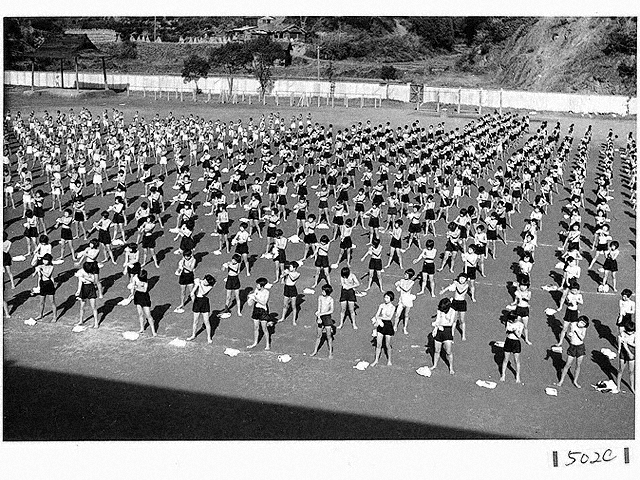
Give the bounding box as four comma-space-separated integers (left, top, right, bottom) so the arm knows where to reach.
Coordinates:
2, 88, 636, 441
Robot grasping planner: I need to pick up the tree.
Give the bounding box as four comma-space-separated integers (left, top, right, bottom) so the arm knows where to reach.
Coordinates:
245, 37, 285, 64
253, 53, 273, 100
380, 65, 398, 82
208, 42, 253, 96
181, 54, 210, 94
324, 60, 337, 98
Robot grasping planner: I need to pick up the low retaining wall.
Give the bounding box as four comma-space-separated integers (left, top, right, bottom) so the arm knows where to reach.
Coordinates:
4, 70, 635, 115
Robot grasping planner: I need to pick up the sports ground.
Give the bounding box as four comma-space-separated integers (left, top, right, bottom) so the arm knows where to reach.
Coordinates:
2, 88, 636, 441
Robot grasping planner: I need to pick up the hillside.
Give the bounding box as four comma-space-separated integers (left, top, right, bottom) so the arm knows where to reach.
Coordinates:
4, 17, 636, 96
485, 17, 636, 95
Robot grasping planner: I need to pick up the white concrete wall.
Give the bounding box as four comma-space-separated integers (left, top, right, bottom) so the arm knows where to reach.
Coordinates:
422, 85, 635, 116
4, 70, 634, 115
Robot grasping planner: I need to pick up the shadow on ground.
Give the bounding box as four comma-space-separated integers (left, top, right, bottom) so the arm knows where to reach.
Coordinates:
3, 360, 513, 441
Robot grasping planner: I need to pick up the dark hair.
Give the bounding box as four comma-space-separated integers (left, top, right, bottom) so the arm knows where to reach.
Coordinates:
39, 234, 49, 244
256, 277, 268, 287
621, 289, 633, 298
138, 269, 148, 282
322, 284, 333, 295
42, 253, 53, 263
577, 315, 590, 328
319, 235, 330, 244
232, 253, 242, 262
203, 274, 215, 286
101, 211, 109, 219
405, 268, 415, 279
426, 239, 435, 249
438, 297, 452, 312
384, 291, 395, 302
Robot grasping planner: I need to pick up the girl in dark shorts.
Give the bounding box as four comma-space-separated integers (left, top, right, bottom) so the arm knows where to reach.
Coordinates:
364, 204, 381, 245
371, 291, 397, 367
73, 198, 88, 239
222, 254, 243, 317
75, 238, 104, 298
281, 261, 301, 326
174, 249, 196, 313
413, 238, 437, 297
138, 215, 160, 268
440, 273, 470, 341
361, 237, 384, 292
247, 277, 272, 350
601, 241, 620, 292
352, 189, 367, 229
271, 229, 287, 282
231, 222, 251, 276
337, 218, 355, 267
130, 269, 156, 336
555, 281, 583, 347
174, 218, 196, 254
302, 214, 318, 260
123, 243, 141, 284
54, 209, 76, 261
93, 211, 116, 265
75, 264, 99, 329
311, 284, 335, 358
616, 319, 635, 394
438, 222, 462, 273
188, 274, 216, 344
338, 266, 359, 330
264, 207, 280, 254
501, 315, 524, 383
312, 235, 332, 288
385, 219, 404, 269
557, 316, 588, 388
3, 232, 16, 290
430, 297, 456, 374
35, 254, 57, 322
23, 209, 39, 256
108, 196, 127, 244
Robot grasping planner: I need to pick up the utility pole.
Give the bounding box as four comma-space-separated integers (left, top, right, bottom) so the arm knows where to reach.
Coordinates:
317, 45, 320, 81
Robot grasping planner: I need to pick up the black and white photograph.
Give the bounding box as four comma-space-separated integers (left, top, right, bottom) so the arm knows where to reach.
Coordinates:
1, 2, 637, 479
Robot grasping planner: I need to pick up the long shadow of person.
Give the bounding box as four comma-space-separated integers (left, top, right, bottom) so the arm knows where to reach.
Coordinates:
591, 318, 618, 348
544, 348, 565, 381
101, 272, 123, 296
97, 297, 124, 326
590, 350, 618, 381
150, 303, 172, 333
546, 313, 563, 343
57, 293, 84, 319
489, 341, 504, 375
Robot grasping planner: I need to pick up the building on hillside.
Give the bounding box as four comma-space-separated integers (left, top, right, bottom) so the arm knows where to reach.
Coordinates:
226, 16, 307, 43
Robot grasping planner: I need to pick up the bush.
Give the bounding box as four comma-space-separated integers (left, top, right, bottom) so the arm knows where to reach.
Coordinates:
380, 65, 398, 81
116, 40, 137, 60
603, 18, 637, 55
